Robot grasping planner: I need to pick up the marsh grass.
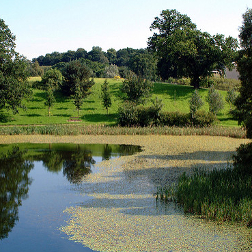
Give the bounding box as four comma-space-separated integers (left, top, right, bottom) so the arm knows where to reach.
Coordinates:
0, 124, 246, 138
157, 167, 252, 227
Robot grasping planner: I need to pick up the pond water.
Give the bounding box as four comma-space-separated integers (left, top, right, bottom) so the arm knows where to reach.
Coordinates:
0, 143, 141, 252
0, 141, 251, 251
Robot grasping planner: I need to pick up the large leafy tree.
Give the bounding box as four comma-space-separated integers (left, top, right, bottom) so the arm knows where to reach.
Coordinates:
0, 19, 31, 114
61, 60, 94, 116
235, 9, 252, 138
148, 9, 238, 88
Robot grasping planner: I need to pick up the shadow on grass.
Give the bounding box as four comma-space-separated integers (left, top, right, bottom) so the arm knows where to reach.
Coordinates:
152, 82, 195, 99
54, 114, 72, 117
21, 114, 41, 117
33, 92, 47, 100
82, 113, 117, 123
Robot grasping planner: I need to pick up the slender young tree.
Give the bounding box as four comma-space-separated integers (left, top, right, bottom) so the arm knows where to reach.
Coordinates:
44, 88, 56, 117
189, 90, 204, 118
101, 79, 112, 114
73, 81, 84, 117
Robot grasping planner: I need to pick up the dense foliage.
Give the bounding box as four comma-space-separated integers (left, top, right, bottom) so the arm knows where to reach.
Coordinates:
148, 9, 238, 88
235, 8, 252, 138
0, 19, 31, 114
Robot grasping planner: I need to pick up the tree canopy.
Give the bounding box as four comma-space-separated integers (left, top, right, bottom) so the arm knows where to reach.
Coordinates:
0, 19, 31, 114
148, 9, 238, 88
235, 8, 252, 138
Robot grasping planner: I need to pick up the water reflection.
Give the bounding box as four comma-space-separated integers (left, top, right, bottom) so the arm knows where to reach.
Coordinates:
0, 147, 34, 240
0, 143, 141, 243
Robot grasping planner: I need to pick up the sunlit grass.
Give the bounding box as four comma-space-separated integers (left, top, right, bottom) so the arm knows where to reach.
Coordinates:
0, 77, 239, 127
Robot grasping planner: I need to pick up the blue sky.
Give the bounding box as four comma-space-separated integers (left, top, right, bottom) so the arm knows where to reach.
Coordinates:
1, 0, 250, 59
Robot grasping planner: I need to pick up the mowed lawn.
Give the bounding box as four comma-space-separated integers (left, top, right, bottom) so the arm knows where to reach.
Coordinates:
0, 77, 239, 127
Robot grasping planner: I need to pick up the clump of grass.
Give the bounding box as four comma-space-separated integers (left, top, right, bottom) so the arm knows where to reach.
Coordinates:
0, 124, 246, 138
157, 166, 252, 227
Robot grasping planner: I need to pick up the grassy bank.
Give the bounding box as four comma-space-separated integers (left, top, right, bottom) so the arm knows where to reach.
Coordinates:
0, 77, 239, 127
0, 124, 246, 138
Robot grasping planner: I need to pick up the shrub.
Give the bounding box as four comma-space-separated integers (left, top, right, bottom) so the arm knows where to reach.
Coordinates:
159, 111, 190, 127
192, 111, 216, 127
233, 143, 252, 176
117, 102, 139, 126
118, 99, 162, 127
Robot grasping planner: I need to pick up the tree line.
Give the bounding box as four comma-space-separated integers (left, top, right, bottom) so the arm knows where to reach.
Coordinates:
30, 47, 157, 80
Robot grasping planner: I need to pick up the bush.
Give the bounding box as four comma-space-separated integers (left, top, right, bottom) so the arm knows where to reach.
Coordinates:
117, 102, 139, 126
233, 143, 252, 176
192, 111, 216, 127
117, 99, 162, 127
159, 111, 190, 127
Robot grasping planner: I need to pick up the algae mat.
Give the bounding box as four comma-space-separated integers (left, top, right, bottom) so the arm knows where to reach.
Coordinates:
0, 135, 251, 251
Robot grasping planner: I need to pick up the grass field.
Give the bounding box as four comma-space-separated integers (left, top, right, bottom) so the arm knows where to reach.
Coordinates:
0, 77, 239, 127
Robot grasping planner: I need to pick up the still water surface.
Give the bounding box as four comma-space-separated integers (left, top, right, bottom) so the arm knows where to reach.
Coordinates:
0, 143, 141, 252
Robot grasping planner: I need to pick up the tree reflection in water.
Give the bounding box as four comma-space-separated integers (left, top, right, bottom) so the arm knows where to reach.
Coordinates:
0, 143, 141, 241
0, 147, 34, 240
62, 146, 95, 184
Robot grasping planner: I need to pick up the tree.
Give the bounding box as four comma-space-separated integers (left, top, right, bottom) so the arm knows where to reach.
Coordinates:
121, 72, 153, 104
0, 19, 31, 114
235, 9, 252, 138
189, 90, 204, 118
41, 68, 62, 90
104, 64, 119, 78
226, 88, 238, 110
207, 85, 224, 115
128, 50, 157, 80
101, 79, 112, 114
87, 46, 109, 64
44, 88, 56, 116
73, 81, 84, 117
61, 60, 94, 96
148, 9, 238, 88
41, 69, 62, 116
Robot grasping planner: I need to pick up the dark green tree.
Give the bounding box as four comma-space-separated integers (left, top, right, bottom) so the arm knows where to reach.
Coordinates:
235, 9, 252, 138
121, 72, 153, 104
128, 50, 157, 80
61, 60, 94, 96
0, 19, 31, 114
148, 9, 238, 88
101, 79, 112, 114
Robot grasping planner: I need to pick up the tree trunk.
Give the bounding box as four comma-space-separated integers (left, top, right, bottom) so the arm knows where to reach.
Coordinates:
192, 76, 200, 89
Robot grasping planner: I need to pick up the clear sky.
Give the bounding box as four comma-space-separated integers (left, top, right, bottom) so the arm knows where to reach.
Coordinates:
1, 0, 250, 60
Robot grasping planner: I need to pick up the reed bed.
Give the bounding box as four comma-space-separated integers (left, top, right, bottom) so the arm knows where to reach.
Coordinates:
0, 124, 246, 138
156, 167, 252, 227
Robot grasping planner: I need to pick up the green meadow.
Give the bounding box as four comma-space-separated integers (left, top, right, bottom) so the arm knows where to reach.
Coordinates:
0, 77, 238, 127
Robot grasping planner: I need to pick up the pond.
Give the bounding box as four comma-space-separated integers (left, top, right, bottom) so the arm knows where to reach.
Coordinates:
0, 143, 141, 252
0, 139, 251, 252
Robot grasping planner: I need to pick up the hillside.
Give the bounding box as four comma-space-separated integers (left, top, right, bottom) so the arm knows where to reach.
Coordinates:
0, 77, 239, 127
